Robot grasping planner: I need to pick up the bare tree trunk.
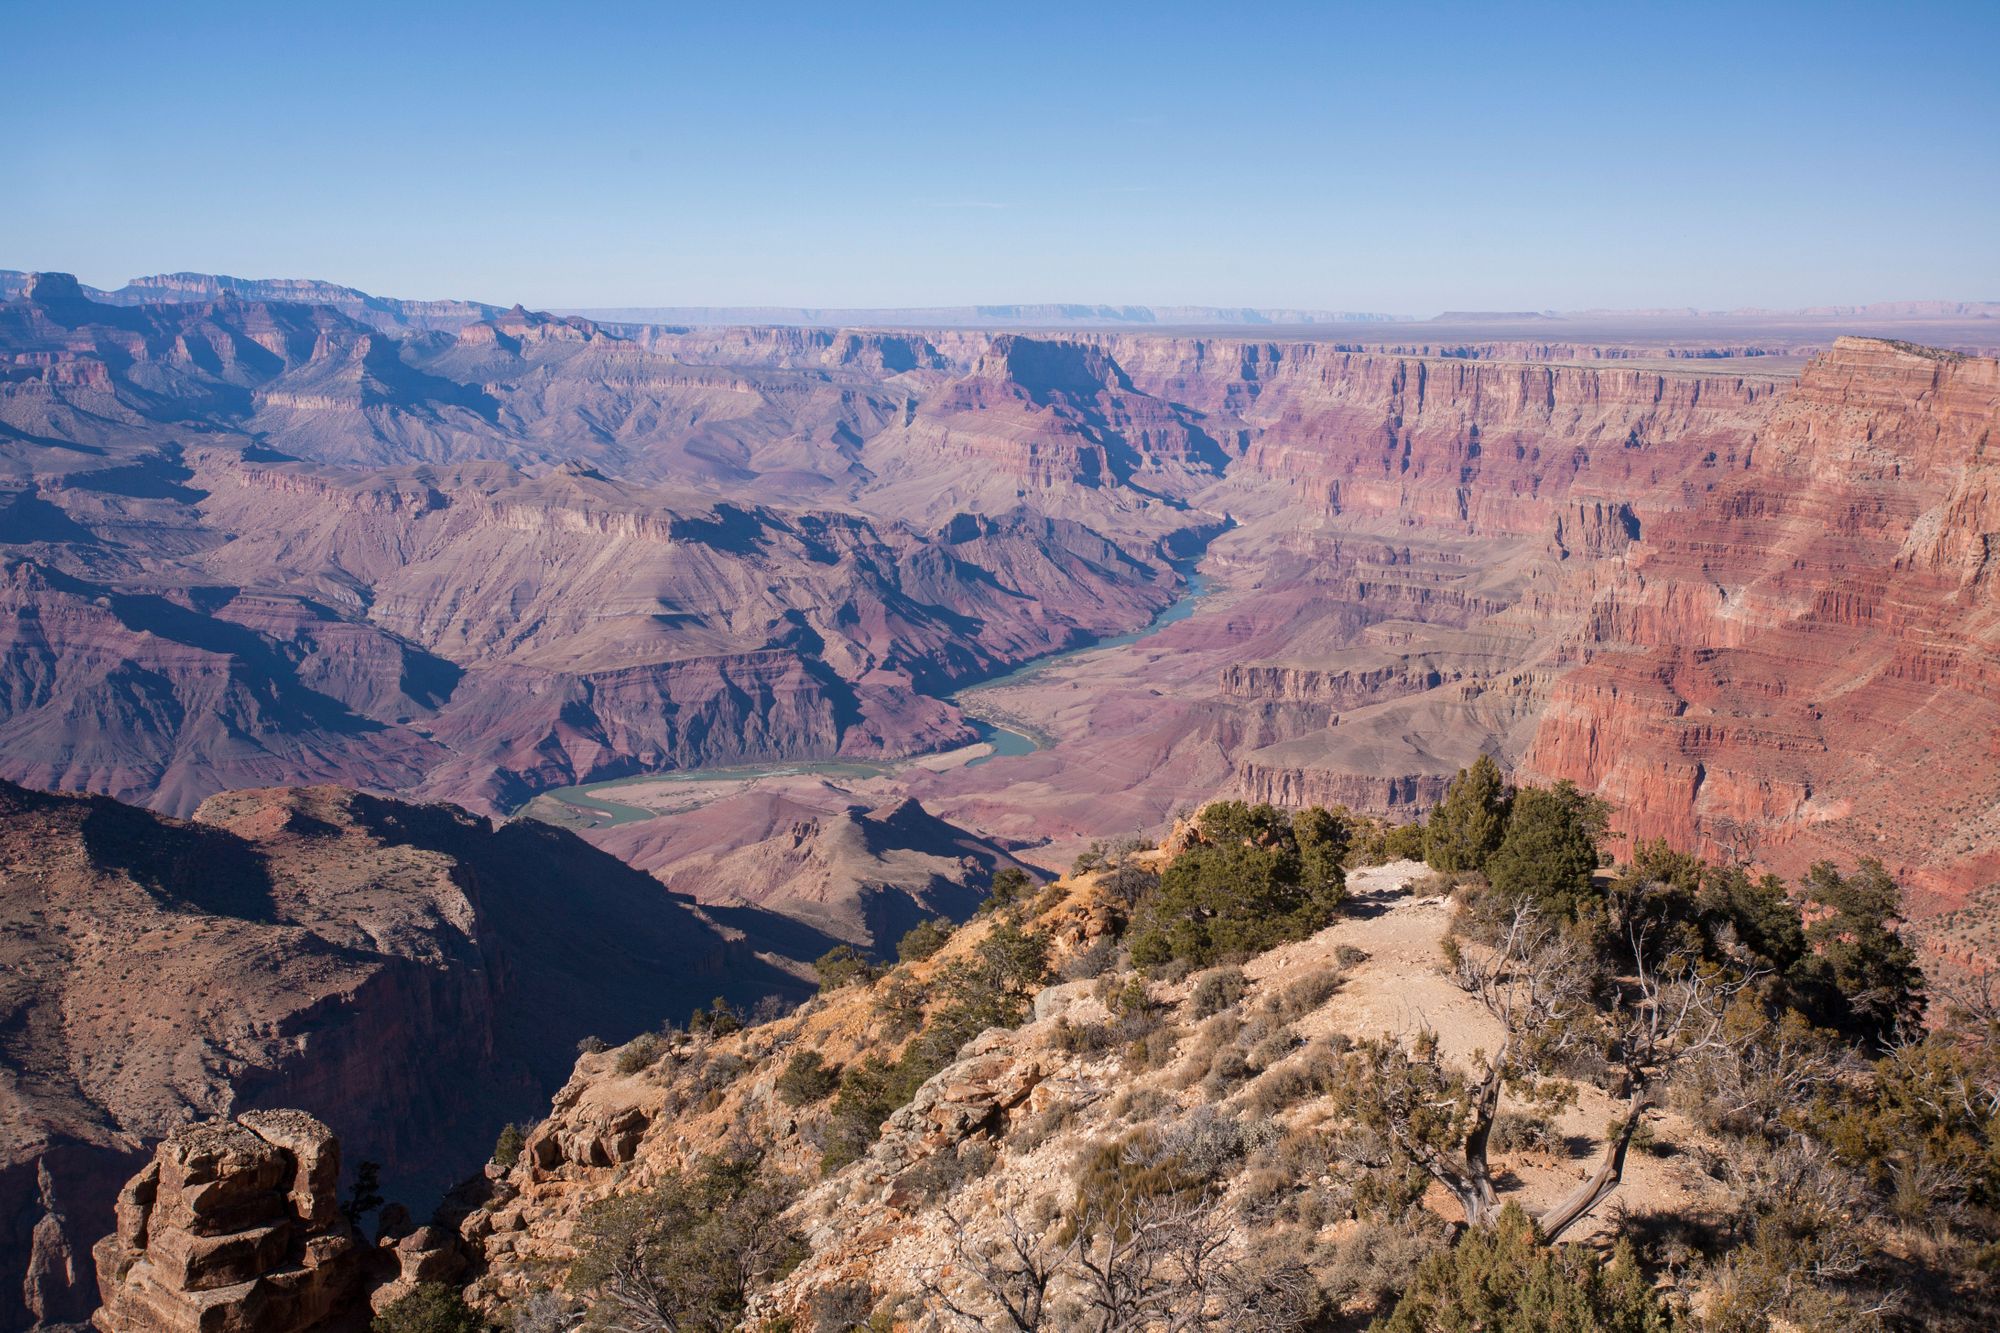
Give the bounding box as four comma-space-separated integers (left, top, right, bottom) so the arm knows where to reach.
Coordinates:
1539, 1087, 1650, 1243
1462, 1052, 1507, 1214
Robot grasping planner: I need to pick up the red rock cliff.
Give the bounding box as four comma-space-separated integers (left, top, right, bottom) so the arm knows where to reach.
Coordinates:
1522, 339, 2000, 916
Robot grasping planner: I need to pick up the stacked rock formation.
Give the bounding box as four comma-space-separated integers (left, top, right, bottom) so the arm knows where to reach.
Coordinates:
91, 1112, 362, 1333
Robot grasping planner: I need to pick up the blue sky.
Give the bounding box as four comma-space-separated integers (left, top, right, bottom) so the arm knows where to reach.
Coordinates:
4, 1, 1995, 313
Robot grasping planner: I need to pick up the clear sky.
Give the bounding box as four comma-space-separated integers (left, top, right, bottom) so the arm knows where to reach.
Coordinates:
4, 1, 1995, 314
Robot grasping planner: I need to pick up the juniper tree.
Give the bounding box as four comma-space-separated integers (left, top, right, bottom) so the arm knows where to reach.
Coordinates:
1424, 755, 1512, 874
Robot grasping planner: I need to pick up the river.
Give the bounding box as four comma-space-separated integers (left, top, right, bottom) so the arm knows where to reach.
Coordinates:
530, 572, 1211, 826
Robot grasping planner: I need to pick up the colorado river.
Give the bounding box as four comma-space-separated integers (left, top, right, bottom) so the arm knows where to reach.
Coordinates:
531, 572, 1211, 827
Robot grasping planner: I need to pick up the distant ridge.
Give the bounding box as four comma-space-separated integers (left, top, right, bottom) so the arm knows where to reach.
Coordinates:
562, 303, 1400, 328
5, 270, 1995, 331
1430, 310, 1557, 322
0, 269, 501, 332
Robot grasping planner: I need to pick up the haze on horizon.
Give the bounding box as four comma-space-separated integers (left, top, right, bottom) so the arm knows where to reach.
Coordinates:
4, 0, 1996, 316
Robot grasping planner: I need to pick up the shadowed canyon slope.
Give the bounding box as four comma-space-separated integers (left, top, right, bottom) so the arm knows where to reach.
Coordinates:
0, 779, 815, 1327
5, 270, 2000, 952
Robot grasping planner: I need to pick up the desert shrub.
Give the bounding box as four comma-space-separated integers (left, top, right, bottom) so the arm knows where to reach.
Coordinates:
372, 1283, 486, 1333
1029, 880, 1072, 916
1200, 1046, 1254, 1103
984, 866, 1035, 911
896, 917, 953, 963
576, 1035, 608, 1055
813, 945, 879, 992
1491, 1110, 1563, 1156
1060, 937, 1119, 981
615, 1032, 666, 1075
1132, 1023, 1182, 1071
776, 1050, 842, 1107
1011, 1098, 1077, 1154
1107, 1085, 1175, 1123
1190, 966, 1249, 1018
1275, 966, 1343, 1020
568, 1147, 804, 1329
899, 1140, 996, 1204
1171, 1012, 1244, 1090
1127, 802, 1348, 969
491, 1122, 526, 1169
1247, 1026, 1300, 1073
1380, 1204, 1674, 1333
1410, 868, 1457, 897
1321, 1218, 1451, 1321
1069, 1127, 1206, 1228
1068, 1111, 1260, 1239
1698, 1141, 1880, 1331
501, 1291, 574, 1333
1246, 1037, 1344, 1116
1160, 1104, 1265, 1178
1096, 973, 1142, 1012
807, 1279, 881, 1332
1102, 862, 1159, 909
1052, 1016, 1123, 1056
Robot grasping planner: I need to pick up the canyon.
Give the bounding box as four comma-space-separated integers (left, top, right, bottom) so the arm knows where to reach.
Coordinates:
6, 268, 2000, 1324
7, 268, 2000, 928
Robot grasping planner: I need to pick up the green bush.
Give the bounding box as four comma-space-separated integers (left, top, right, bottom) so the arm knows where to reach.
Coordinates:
1424, 755, 1512, 873
984, 866, 1035, 911
690, 996, 742, 1036
821, 919, 1049, 1170
1382, 819, 1427, 862
896, 917, 953, 963
491, 1122, 525, 1169
1381, 1204, 1676, 1332
1485, 781, 1608, 918
813, 944, 879, 992
1127, 802, 1347, 968
775, 1050, 842, 1106
372, 1283, 487, 1333
1798, 859, 1926, 1046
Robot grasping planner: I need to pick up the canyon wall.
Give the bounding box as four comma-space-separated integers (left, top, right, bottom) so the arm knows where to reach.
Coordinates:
1521, 339, 2000, 912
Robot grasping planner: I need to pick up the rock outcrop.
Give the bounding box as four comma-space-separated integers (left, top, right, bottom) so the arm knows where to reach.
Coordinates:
91, 1113, 363, 1333
90, 1111, 464, 1333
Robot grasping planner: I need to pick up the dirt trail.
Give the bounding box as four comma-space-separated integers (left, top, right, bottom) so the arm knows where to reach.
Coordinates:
1244, 860, 1720, 1240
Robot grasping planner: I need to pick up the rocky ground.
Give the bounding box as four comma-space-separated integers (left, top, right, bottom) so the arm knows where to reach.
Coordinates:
454, 854, 1729, 1327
